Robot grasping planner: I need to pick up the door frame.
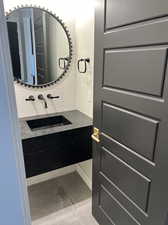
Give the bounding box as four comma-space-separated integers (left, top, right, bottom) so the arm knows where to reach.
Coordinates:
0, 0, 31, 224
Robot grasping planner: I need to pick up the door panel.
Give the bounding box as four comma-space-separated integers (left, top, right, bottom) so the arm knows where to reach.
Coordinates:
99, 186, 140, 225
99, 173, 148, 224
101, 134, 154, 180
101, 147, 150, 211
102, 103, 159, 160
104, 20, 168, 49
105, 0, 168, 29
93, 1, 168, 225
103, 48, 166, 96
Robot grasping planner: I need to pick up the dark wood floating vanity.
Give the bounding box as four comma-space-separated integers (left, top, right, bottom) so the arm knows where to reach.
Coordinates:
20, 110, 93, 178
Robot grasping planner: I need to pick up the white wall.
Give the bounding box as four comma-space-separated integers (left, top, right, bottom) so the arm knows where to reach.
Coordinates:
75, 0, 95, 188
75, 0, 95, 117
4, 0, 95, 189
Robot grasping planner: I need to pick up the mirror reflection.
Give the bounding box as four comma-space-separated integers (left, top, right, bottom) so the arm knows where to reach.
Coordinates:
6, 7, 71, 86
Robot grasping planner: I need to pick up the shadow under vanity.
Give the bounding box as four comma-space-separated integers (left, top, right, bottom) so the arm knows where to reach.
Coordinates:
20, 110, 92, 178
6, 6, 93, 178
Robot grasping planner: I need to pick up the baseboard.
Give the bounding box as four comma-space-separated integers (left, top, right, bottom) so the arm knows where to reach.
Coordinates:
76, 164, 92, 190
27, 164, 76, 186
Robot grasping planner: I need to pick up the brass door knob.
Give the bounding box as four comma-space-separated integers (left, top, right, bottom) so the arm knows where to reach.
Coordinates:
91, 127, 100, 143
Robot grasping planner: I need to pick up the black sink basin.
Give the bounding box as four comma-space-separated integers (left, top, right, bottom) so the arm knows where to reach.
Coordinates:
27, 115, 72, 131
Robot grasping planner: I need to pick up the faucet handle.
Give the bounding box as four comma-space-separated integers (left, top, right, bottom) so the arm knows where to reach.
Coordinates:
38, 94, 44, 100
47, 94, 60, 99
25, 95, 35, 101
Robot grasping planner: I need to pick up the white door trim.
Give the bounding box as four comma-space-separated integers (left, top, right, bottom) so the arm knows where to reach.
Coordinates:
0, 1, 31, 224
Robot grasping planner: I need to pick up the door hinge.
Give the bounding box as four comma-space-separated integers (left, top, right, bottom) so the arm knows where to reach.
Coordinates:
91, 127, 100, 143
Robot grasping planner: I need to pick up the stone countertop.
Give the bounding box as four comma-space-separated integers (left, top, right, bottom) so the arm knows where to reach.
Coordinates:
20, 110, 93, 140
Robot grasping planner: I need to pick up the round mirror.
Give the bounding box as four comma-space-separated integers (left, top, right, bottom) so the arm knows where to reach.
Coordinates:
6, 7, 72, 87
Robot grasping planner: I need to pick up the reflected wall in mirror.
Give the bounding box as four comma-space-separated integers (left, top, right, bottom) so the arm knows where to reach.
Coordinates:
6, 7, 72, 87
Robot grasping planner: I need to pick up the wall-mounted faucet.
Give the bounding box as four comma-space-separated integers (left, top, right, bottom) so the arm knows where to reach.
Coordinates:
47, 94, 60, 99
25, 95, 35, 102
38, 94, 48, 109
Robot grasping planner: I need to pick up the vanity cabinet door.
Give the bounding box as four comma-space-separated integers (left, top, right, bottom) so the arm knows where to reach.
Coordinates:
22, 126, 92, 178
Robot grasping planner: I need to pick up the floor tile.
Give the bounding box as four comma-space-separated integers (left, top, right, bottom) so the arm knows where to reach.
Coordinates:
32, 205, 76, 225
73, 199, 98, 225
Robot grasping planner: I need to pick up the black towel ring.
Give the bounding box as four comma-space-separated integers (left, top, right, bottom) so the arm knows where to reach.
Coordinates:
77, 58, 90, 73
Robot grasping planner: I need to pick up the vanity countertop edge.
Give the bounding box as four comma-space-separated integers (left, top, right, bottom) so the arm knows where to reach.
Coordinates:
20, 110, 93, 140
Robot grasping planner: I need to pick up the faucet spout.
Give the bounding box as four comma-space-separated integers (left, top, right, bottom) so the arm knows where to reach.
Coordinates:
38, 94, 48, 109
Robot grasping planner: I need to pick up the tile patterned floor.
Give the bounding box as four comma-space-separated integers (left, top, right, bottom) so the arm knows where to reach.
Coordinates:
28, 172, 98, 225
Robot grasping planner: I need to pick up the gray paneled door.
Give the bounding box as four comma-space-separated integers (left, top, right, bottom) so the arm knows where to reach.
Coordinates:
92, 1, 168, 225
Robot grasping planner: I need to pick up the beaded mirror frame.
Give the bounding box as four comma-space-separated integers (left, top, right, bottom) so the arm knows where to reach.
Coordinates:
6, 5, 73, 88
